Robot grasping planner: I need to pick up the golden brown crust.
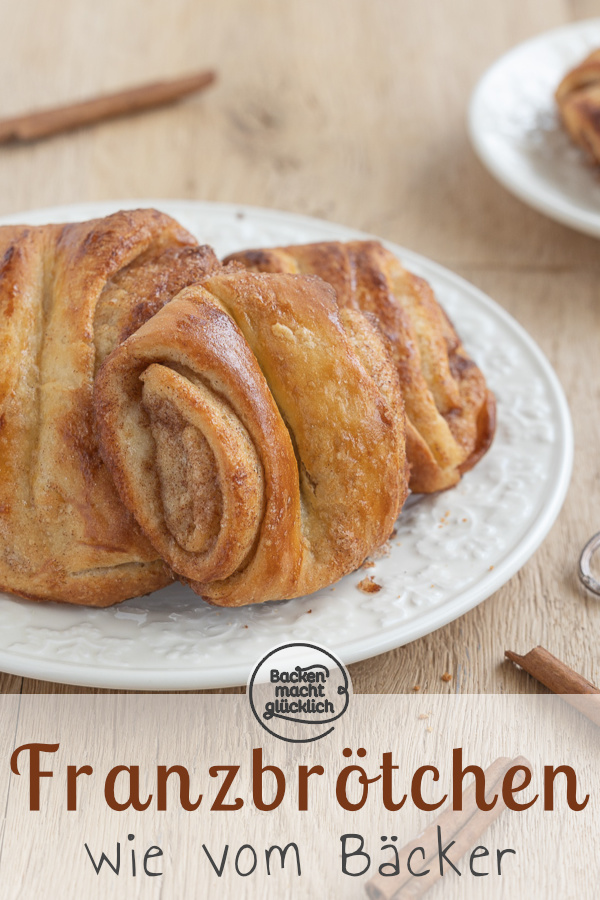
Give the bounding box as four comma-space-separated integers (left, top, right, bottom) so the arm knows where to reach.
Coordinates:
94, 269, 408, 607
556, 49, 600, 164
225, 240, 495, 492
0, 209, 220, 605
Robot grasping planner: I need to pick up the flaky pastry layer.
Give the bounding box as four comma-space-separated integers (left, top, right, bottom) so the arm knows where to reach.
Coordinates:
0, 209, 219, 604
225, 240, 495, 492
94, 270, 408, 607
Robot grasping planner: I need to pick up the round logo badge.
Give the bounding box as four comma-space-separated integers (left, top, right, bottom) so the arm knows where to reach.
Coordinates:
248, 642, 352, 743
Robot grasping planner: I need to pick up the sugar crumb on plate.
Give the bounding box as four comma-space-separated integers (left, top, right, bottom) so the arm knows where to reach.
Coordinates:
357, 575, 382, 594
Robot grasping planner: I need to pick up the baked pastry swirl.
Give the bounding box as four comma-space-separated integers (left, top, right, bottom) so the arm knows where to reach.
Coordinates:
225, 240, 495, 492
0, 209, 219, 605
0, 210, 488, 609
94, 269, 408, 607
556, 49, 600, 164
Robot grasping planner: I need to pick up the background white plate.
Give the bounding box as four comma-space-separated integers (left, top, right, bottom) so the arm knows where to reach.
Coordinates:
0, 201, 573, 689
469, 18, 600, 238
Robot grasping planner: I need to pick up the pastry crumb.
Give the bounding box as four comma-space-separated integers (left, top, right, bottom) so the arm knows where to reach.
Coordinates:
418, 712, 429, 720
412, 684, 420, 692
370, 541, 391, 560
357, 576, 382, 594
441, 672, 452, 683
361, 559, 376, 569
306, 609, 312, 614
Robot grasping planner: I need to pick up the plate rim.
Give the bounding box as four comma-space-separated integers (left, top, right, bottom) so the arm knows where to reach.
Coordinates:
468, 17, 600, 238
0, 199, 574, 689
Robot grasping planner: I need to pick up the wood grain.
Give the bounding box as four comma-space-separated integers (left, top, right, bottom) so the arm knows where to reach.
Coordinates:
0, 0, 598, 694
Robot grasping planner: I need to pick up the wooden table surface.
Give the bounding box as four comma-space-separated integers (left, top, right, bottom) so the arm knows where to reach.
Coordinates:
0, 0, 598, 695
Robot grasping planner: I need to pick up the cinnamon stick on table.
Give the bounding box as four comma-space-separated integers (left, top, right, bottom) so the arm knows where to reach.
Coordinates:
0, 70, 216, 144
365, 756, 529, 900
505, 645, 600, 727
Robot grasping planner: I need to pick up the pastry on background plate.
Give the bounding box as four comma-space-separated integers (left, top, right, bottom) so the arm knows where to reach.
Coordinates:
556, 48, 600, 165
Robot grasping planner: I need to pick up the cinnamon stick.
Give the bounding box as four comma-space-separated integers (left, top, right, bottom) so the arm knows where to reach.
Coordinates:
0, 70, 216, 144
505, 646, 600, 727
365, 756, 529, 900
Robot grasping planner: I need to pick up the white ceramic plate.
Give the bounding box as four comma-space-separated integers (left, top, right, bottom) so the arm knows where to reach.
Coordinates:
469, 18, 600, 238
0, 201, 573, 689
